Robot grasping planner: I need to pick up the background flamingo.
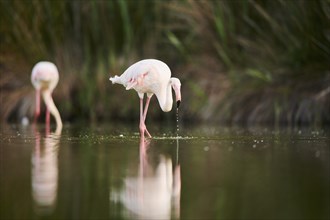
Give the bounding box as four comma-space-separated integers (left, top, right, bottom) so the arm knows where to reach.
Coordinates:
31, 61, 62, 131
110, 59, 181, 137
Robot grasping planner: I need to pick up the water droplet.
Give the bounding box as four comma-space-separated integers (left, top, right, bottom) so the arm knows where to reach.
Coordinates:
176, 108, 180, 136
253, 144, 256, 148
204, 146, 209, 151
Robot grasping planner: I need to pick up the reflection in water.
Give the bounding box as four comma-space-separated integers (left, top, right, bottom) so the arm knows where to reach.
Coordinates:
111, 136, 181, 219
2, 125, 329, 220
31, 127, 61, 215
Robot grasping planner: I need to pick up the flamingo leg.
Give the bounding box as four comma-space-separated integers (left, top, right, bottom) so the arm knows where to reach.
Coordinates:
34, 90, 41, 123
139, 98, 145, 138
143, 96, 152, 137
139, 98, 152, 138
145, 127, 151, 138
143, 96, 151, 121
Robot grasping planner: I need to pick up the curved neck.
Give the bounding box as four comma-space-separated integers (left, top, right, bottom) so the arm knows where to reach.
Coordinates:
156, 81, 173, 112
42, 90, 63, 130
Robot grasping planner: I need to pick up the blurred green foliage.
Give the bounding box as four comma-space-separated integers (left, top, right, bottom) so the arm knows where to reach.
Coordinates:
0, 0, 329, 125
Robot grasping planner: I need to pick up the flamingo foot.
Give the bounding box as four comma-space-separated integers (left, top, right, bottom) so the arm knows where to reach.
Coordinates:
145, 127, 152, 138
139, 123, 152, 138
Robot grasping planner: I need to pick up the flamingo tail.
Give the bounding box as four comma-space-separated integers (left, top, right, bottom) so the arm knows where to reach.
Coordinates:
109, 75, 122, 84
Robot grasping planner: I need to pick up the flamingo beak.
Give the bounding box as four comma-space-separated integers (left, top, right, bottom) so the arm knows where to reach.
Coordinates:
177, 100, 181, 108
175, 87, 181, 108
171, 78, 181, 109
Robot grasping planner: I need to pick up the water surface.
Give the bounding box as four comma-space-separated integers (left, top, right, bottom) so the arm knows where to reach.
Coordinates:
1, 123, 329, 220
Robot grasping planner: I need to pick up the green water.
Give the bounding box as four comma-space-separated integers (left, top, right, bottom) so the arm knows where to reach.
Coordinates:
1, 123, 329, 220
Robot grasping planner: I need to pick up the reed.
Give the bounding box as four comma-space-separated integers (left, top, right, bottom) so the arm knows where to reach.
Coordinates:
1, 0, 163, 122
0, 0, 329, 125
166, 0, 329, 125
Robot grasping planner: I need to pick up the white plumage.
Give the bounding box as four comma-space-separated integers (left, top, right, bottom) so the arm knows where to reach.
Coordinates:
31, 61, 62, 132
110, 59, 181, 137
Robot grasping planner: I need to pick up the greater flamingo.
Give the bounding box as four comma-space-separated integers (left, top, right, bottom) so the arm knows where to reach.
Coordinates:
109, 59, 181, 137
31, 61, 63, 131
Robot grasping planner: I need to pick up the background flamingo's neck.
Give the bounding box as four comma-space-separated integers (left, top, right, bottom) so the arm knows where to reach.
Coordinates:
42, 90, 63, 131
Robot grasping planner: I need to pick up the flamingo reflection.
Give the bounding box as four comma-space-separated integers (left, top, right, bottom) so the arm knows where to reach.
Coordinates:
31, 127, 61, 214
111, 136, 181, 219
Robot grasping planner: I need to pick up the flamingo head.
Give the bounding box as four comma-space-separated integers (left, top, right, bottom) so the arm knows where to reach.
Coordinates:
170, 78, 181, 108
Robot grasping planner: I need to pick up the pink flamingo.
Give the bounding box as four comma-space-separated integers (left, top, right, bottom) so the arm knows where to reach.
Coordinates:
110, 59, 181, 137
31, 61, 63, 131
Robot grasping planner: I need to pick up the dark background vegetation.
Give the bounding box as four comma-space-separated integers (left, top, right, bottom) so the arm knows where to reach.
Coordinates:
0, 0, 329, 126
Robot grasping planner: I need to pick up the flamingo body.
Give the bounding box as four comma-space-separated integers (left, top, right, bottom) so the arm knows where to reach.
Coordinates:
31, 61, 62, 131
110, 59, 181, 137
